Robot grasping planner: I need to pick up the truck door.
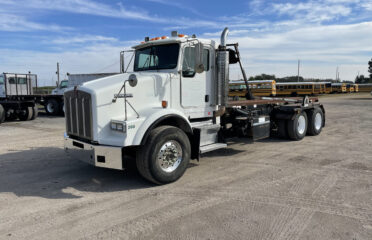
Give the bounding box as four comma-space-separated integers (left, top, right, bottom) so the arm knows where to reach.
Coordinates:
6, 75, 17, 96
0, 74, 5, 98
180, 44, 213, 117
17, 76, 28, 95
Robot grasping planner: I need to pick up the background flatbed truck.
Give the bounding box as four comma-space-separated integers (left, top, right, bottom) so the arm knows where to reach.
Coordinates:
0, 73, 67, 123
0, 73, 41, 123
0, 72, 120, 123
63, 28, 325, 184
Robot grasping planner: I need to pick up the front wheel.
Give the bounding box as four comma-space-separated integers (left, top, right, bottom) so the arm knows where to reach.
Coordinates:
45, 99, 59, 115
136, 126, 191, 184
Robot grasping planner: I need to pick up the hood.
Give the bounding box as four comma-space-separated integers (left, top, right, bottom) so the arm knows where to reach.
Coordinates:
76, 71, 172, 143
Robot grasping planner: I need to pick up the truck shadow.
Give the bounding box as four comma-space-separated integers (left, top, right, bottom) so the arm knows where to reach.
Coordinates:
0, 147, 155, 200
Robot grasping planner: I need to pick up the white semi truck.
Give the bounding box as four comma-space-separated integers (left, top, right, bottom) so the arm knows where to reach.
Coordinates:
64, 28, 325, 184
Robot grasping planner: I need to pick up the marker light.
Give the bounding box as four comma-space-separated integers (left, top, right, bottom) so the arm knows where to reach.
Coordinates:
162, 101, 168, 108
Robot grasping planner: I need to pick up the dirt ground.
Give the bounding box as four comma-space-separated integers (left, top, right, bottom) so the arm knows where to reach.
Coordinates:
0, 93, 372, 240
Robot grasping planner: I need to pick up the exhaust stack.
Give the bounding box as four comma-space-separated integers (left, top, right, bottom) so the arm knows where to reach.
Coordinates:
216, 28, 230, 110
220, 27, 229, 48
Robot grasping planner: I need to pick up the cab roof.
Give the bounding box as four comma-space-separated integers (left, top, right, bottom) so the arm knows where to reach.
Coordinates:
132, 36, 216, 50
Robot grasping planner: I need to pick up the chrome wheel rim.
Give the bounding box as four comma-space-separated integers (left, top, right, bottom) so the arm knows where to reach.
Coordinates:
157, 140, 183, 173
47, 103, 54, 113
297, 115, 306, 135
314, 112, 322, 130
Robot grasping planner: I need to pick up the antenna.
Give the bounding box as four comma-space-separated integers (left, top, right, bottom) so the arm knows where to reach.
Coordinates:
297, 60, 300, 82
56, 62, 60, 87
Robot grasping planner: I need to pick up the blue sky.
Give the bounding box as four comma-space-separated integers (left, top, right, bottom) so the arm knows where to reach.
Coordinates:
1, 0, 372, 85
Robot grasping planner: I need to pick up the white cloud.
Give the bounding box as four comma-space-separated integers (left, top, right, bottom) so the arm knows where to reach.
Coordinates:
362, 2, 372, 10
50, 35, 118, 45
0, 0, 158, 22
0, 0, 371, 83
272, 1, 352, 23
0, 13, 70, 32
225, 21, 372, 80
0, 44, 129, 85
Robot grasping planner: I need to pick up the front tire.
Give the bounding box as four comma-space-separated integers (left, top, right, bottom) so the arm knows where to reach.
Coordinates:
136, 126, 191, 184
45, 99, 59, 115
287, 112, 308, 141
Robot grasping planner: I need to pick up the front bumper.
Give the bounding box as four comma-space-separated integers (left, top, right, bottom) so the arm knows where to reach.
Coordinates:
64, 134, 124, 170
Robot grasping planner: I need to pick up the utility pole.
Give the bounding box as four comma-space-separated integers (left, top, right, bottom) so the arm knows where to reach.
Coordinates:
56, 62, 60, 87
336, 66, 339, 82
297, 60, 300, 82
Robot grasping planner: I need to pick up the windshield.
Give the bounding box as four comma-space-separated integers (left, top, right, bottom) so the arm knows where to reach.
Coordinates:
60, 80, 68, 88
0, 75, 4, 85
134, 43, 179, 71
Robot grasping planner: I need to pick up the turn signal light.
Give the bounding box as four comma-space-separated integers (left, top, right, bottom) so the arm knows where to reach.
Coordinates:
162, 101, 168, 108
178, 34, 185, 37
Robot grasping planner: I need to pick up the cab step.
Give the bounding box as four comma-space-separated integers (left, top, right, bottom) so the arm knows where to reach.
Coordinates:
200, 143, 227, 154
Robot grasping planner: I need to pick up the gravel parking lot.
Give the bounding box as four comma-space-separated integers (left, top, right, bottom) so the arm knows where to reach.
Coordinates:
1, 93, 372, 240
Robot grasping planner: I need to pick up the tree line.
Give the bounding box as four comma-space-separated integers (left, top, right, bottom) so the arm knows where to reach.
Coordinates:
355, 58, 372, 83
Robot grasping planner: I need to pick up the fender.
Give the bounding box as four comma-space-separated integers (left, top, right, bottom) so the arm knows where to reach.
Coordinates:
132, 109, 192, 146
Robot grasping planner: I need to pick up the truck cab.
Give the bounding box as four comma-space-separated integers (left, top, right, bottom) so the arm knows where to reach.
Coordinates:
64, 28, 325, 184
52, 80, 69, 95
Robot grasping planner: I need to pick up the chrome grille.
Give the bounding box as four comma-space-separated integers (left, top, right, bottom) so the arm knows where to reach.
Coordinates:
64, 90, 93, 141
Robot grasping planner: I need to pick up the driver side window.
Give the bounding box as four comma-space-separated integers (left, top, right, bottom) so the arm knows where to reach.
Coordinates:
182, 47, 210, 78
0, 75, 4, 85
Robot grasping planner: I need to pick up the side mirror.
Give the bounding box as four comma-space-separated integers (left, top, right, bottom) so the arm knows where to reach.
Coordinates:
194, 42, 204, 74
128, 74, 138, 87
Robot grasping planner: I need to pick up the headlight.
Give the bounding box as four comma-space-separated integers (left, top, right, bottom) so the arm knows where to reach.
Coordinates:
110, 121, 126, 133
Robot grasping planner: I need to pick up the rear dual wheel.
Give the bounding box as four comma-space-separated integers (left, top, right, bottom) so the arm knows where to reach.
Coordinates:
278, 108, 324, 141
18, 107, 33, 121
0, 104, 5, 123
306, 107, 324, 136
31, 106, 38, 120
287, 112, 308, 141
